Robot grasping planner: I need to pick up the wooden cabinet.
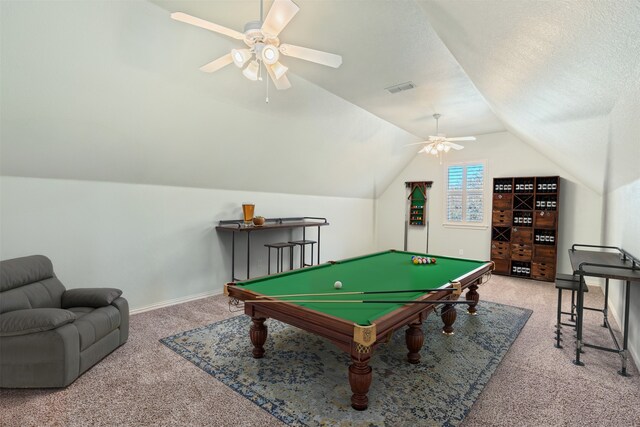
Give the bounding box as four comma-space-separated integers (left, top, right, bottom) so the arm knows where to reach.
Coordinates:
490, 176, 560, 282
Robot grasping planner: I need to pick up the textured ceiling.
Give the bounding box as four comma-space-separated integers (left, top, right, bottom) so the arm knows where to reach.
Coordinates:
151, 0, 640, 194
417, 0, 640, 193
151, 0, 504, 140
3, 0, 638, 198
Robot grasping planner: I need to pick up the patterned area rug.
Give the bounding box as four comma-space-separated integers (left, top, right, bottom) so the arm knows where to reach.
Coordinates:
161, 301, 531, 426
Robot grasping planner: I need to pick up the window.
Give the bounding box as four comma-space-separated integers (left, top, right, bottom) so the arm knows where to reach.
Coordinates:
445, 161, 486, 226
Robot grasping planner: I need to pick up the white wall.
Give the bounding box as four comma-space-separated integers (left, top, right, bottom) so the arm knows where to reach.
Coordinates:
0, 176, 375, 311
376, 131, 603, 276
0, 0, 399, 311
603, 76, 640, 367
0, 0, 418, 199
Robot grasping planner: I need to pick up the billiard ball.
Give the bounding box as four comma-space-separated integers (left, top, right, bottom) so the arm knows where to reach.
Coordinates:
413, 258, 419, 265
334, 281, 343, 289
431, 258, 437, 264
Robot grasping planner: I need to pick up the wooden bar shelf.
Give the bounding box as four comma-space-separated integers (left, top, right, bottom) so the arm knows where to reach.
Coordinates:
490, 176, 560, 281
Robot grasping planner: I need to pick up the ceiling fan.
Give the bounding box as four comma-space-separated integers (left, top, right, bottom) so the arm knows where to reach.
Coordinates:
171, 0, 342, 91
407, 114, 476, 161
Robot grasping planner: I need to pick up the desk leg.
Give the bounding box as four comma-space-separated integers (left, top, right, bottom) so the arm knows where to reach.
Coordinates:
619, 280, 631, 376
231, 232, 236, 281
317, 226, 321, 265
603, 278, 609, 328
406, 320, 424, 364
246, 232, 251, 280
250, 317, 267, 359
573, 275, 585, 366
349, 346, 372, 411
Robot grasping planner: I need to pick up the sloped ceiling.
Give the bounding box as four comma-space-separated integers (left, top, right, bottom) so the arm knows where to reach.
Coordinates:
417, 0, 640, 193
2, 0, 638, 197
132, 0, 640, 194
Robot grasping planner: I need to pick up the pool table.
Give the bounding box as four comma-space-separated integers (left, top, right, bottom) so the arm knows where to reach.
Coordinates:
224, 249, 493, 410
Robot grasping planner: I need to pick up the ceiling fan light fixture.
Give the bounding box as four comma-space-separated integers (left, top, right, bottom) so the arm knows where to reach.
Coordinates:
270, 61, 288, 79
436, 142, 445, 152
261, 44, 280, 65
232, 48, 252, 68
242, 60, 260, 81
444, 145, 451, 153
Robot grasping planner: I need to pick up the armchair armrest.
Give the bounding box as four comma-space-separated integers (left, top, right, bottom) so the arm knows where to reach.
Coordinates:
62, 288, 123, 308
0, 308, 76, 337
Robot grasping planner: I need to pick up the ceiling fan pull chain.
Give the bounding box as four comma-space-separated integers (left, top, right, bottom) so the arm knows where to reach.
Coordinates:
265, 63, 270, 104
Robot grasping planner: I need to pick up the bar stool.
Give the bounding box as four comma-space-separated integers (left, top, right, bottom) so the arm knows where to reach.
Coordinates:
289, 240, 316, 268
555, 273, 588, 349
265, 242, 295, 274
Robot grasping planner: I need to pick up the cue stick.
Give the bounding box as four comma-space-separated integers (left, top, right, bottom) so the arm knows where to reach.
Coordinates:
254, 281, 462, 299
254, 284, 462, 299
246, 299, 472, 305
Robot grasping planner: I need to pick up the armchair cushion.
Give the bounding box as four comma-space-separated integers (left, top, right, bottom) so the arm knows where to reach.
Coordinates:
61, 288, 122, 308
0, 308, 76, 337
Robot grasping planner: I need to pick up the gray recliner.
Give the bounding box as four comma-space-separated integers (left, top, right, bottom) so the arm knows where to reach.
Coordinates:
0, 255, 129, 388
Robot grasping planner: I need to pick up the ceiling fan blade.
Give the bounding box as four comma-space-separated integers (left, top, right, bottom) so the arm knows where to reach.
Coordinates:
417, 147, 428, 154
262, 0, 300, 37
445, 136, 476, 142
266, 65, 292, 90
404, 141, 429, 147
171, 12, 245, 40
279, 44, 342, 68
447, 142, 465, 150
199, 53, 233, 73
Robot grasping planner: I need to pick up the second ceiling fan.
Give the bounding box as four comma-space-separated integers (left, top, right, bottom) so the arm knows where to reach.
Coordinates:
407, 114, 476, 161
171, 0, 342, 90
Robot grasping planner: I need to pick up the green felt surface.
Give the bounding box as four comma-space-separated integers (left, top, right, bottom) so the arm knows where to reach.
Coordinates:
237, 250, 489, 326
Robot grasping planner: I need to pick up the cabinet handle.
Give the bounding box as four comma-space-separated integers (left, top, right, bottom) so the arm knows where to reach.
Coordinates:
498, 194, 503, 199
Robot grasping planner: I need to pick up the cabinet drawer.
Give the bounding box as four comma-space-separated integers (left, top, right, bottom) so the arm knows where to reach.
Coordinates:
511, 227, 533, 244
511, 243, 532, 261
491, 258, 510, 274
534, 245, 557, 261
534, 210, 557, 228
492, 210, 513, 226
490, 241, 510, 259
531, 261, 555, 281
493, 193, 513, 210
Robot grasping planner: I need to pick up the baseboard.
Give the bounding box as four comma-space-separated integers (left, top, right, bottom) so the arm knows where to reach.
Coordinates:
131, 289, 222, 315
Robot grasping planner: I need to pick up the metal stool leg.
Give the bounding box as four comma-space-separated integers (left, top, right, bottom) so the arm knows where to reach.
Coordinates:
289, 246, 294, 271
570, 290, 576, 323
555, 288, 563, 348
268, 248, 271, 275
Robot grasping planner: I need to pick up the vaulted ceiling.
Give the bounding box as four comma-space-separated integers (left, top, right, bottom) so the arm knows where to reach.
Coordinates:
2, 1, 638, 197
152, 0, 640, 194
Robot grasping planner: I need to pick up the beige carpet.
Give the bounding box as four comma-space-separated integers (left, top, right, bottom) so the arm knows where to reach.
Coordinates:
2, 275, 639, 426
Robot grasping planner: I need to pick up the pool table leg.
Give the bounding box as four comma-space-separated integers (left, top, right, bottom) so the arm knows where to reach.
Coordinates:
466, 283, 480, 315
250, 317, 268, 358
349, 348, 372, 411
441, 304, 457, 335
405, 320, 424, 364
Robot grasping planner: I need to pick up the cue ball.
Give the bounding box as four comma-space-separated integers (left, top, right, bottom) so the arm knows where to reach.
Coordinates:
334, 281, 343, 289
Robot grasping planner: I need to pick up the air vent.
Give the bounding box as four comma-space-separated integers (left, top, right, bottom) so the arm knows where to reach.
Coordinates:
385, 81, 416, 94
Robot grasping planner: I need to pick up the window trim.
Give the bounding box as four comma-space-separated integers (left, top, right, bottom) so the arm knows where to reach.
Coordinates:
443, 159, 488, 229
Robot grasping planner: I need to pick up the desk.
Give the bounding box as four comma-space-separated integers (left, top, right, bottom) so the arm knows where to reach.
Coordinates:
225, 250, 493, 410
216, 217, 328, 281
569, 244, 640, 375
